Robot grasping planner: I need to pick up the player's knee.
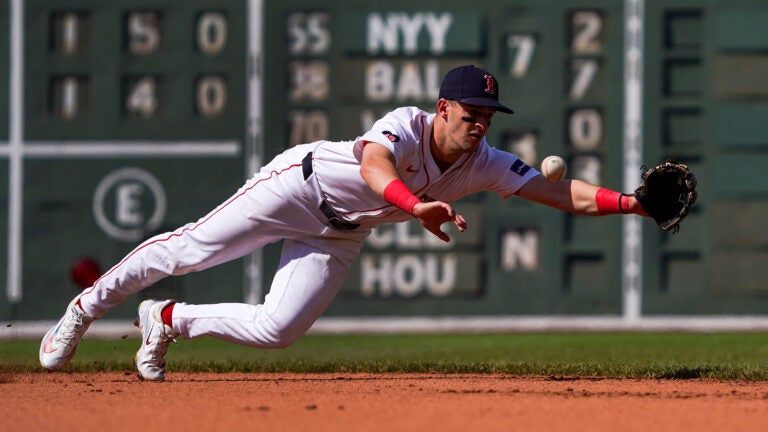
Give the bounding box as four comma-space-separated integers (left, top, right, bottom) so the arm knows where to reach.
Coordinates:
259, 319, 307, 348
264, 326, 304, 348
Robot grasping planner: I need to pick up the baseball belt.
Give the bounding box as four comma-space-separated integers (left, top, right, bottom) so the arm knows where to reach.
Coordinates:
302, 152, 361, 230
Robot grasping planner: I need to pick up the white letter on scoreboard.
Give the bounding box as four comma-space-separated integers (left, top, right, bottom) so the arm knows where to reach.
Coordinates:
367, 13, 399, 55
424, 13, 452, 54
501, 230, 539, 271
366, 61, 394, 101
361, 255, 393, 297
116, 183, 145, 226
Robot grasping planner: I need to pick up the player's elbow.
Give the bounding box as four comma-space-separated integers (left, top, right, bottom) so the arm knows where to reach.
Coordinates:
359, 161, 377, 188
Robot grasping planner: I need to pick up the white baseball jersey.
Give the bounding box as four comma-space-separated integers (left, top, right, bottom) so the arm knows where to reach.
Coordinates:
314, 106, 538, 227
78, 106, 539, 349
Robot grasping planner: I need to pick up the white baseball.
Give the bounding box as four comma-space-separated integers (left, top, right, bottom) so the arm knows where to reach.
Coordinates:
540, 155, 567, 182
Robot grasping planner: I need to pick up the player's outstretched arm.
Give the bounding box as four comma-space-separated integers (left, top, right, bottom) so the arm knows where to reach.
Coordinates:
516, 174, 648, 216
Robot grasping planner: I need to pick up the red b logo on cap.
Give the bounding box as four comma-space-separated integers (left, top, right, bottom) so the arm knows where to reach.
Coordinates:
483, 74, 497, 95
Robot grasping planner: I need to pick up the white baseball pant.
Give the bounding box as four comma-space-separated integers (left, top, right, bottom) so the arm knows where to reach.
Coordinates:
78, 143, 369, 348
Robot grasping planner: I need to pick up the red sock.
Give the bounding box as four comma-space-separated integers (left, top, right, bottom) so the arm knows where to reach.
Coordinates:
161, 303, 175, 327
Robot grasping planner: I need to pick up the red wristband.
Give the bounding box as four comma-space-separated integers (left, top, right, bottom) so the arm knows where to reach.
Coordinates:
595, 188, 630, 215
383, 179, 421, 215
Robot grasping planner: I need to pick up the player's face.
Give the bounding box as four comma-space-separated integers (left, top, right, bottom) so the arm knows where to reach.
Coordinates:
442, 100, 496, 153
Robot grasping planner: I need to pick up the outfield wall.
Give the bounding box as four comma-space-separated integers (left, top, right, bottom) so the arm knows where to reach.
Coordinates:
1, 0, 767, 324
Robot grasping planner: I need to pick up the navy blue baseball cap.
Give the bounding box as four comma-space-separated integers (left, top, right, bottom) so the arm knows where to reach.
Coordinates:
438, 65, 514, 114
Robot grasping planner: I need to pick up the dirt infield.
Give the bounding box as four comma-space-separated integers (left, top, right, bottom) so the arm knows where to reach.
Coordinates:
3, 372, 768, 431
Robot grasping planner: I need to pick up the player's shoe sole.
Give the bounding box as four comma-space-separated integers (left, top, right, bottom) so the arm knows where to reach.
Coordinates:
39, 295, 95, 371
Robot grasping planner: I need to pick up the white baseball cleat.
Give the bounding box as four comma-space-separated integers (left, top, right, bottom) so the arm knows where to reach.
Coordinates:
134, 299, 179, 381
39, 295, 95, 371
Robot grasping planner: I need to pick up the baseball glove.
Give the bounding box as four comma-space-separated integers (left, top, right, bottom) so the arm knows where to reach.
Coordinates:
634, 160, 698, 233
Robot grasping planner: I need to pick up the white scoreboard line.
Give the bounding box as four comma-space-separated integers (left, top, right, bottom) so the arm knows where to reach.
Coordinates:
6, 0, 24, 305
1, 141, 241, 158
622, 0, 645, 322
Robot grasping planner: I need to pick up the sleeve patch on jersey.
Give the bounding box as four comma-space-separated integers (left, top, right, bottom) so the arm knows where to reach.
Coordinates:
510, 159, 531, 176
381, 130, 400, 143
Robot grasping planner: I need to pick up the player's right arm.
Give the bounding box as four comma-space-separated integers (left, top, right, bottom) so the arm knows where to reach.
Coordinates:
358, 141, 400, 195
359, 141, 466, 242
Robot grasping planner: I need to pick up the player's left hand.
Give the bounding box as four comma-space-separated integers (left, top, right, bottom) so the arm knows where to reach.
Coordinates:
634, 159, 698, 233
413, 201, 467, 242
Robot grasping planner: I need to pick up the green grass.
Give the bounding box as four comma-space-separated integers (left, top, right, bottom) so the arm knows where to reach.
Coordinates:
5, 332, 768, 380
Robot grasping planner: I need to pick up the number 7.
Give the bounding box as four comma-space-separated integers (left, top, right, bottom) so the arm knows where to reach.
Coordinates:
506, 34, 536, 79
569, 59, 598, 101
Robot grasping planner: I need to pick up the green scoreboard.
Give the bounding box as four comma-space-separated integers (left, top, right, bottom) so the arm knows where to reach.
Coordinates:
263, 0, 626, 316
2, 0, 768, 321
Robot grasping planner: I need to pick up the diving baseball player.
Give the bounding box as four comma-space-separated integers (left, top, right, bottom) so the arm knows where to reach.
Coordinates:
40, 65, 649, 381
